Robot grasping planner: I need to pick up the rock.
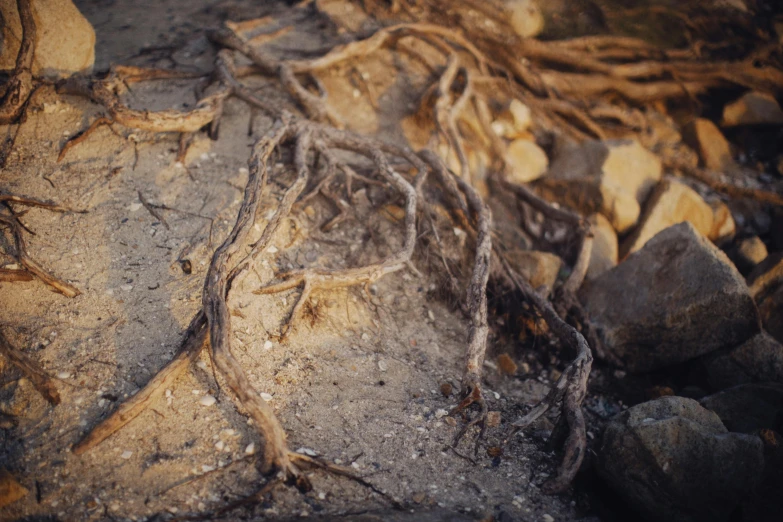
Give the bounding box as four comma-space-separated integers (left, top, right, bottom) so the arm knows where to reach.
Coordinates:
586, 213, 617, 281
621, 179, 714, 257
505, 138, 548, 184
505, 0, 545, 39
700, 383, 783, 434
581, 222, 760, 372
708, 200, 735, 243
747, 252, 783, 300
596, 396, 764, 522
757, 283, 783, 345
539, 139, 662, 233
682, 118, 735, 171
721, 91, 783, 127
733, 236, 768, 273
0, 468, 27, 508
698, 332, 783, 390
491, 99, 533, 138
504, 248, 562, 297
0, 0, 95, 79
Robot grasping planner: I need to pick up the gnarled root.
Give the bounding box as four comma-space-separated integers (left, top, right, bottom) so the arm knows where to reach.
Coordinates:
0, 0, 35, 125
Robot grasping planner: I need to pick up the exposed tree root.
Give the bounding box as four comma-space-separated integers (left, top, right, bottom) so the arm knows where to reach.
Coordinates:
0, 0, 35, 125
0, 329, 60, 405
0, 195, 81, 297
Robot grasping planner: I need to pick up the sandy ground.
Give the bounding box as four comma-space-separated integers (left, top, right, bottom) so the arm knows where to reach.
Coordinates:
0, 1, 581, 521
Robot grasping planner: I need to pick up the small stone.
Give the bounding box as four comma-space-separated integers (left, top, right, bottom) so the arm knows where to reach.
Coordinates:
503, 249, 562, 297
214, 441, 225, 451
682, 118, 735, 171
542, 515, 555, 522
505, 0, 544, 39
492, 99, 533, 138
505, 139, 549, 184
497, 354, 518, 376
120, 284, 133, 292
267, 246, 278, 254
244, 443, 255, 455
621, 179, 714, 256
435, 409, 449, 419
201, 465, 215, 473
263, 340, 274, 350
361, 332, 370, 341
296, 447, 318, 456
199, 395, 216, 407
586, 213, 618, 281
412, 492, 426, 504
440, 382, 453, 397
304, 206, 316, 219
708, 200, 736, 243
721, 91, 783, 127
378, 360, 388, 372
0, 468, 28, 508
540, 138, 662, 233
444, 416, 457, 427
120, 450, 132, 460
128, 202, 142, 213
56, 371, 71, 380
734, 236, 768, 273
260, 393, 273, 402
486, 411, 501, 428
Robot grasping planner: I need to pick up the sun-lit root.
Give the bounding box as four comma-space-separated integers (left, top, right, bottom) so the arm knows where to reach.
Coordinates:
254, 128, 421, 339
419, 150, 492, 452
57, 116, 115, 162
0, 330, 60, 405
0, 0, 35, 125
72, 312, 208, 455
499, 254, 592, 494
0, 199, 80, 297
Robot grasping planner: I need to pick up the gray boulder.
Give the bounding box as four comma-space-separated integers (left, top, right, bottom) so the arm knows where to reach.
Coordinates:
698, 332, 783, 390
596, 396, 764, 522
700, 383, 783, 434
581, 222, 760, 372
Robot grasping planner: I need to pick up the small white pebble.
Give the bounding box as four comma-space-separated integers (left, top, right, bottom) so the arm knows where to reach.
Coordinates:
56, 371, 71, 380
165, 389, 172, 398
260, 393, 273, 402
199, 395, 217, 407
128, 202, 142, 212
245, 443, 255, 455
196, 361, 208, 370
378, 360, 388, 372
427, 310, 435, 321
268, 246, 278, 254
215, 441, 225, 451
201, 465, 215, 473
120, 284, 133, 292
318, 492, 326, 500
296, 447, 318, 456
263, 340, 273, 350
543, 515, 555, 522
361, 332, 370, 341
120, 450, 133, 460
435, 409, 448, 419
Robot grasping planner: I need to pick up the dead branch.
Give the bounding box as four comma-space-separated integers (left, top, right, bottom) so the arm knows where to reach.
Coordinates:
0, 330, 60, 405
499, 253, 592, 494
0, 0, 36, 124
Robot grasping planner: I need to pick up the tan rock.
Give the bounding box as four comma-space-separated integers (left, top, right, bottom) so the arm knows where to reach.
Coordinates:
586, 213, 618, 281
505, 0, 544, 39
505, 138, 548, 184
622, 179, 714, 256
0, 468, 27, 508
709, 200, 736, 243
540, 139, 662, 233
682, 118, 734, 171
0, 0, 95, 79
505, 249, 562, 297
491, 99, 532, 138
747, 252, 783, 300
721, 91, 783, 127
735, 236, 768, 272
